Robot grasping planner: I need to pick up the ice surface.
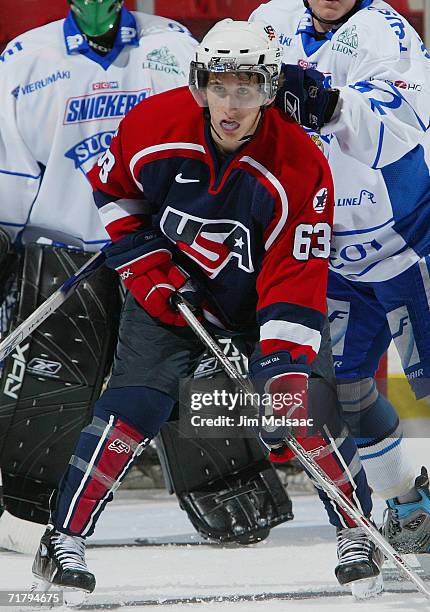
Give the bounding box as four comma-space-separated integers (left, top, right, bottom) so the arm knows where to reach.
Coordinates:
1, 490, 429, 611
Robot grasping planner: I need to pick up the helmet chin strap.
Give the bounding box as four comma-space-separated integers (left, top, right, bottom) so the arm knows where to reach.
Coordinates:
303, 0, 361, 29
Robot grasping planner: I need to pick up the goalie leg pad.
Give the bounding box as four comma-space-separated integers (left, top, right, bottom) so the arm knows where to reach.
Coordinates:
157, 422, 293, 544
0, 244, 120, 523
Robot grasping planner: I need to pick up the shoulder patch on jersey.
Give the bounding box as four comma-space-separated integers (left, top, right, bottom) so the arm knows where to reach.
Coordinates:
366, 5, 409, 53
0, 41, 24, 65
310, 134, 325, 153
313, 188, 328, 214
137, 13, 192, 38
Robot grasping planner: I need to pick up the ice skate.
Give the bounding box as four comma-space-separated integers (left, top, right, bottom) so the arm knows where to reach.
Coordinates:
335, 526, 384, 600
31, 525, 95, 607
382, 466, 430, 553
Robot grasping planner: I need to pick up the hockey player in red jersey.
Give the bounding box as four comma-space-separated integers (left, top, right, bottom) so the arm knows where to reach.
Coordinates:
31, 19, 380, 602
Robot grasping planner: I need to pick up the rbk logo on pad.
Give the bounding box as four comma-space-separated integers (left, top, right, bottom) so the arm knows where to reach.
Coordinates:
27, 357, 62, 376
160, 206, 254, 278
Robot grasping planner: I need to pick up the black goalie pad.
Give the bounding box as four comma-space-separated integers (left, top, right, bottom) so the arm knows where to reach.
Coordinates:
157, 423, 293, 544
0, 244, 120, 523
156, 334, 293, 545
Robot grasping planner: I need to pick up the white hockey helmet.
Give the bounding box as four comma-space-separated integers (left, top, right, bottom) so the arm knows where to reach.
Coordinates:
189, 19, 282, 108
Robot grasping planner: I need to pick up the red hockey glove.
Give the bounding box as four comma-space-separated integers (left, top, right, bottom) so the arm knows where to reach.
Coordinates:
105, 230, 200, 326
249, 351, 311, 447
269, 444, 295, 464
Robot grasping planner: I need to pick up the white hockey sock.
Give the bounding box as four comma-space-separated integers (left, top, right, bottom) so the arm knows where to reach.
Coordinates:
358, 435, 415, 501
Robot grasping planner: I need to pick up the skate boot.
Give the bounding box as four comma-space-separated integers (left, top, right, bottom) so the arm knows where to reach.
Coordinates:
335, 526, 384, 600
31, 525, 95, 606
382, 466, 430, 553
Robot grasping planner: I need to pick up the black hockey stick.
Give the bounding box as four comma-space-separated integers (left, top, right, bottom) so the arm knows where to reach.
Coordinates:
0, 250, 106, 362
172, 293, 430, 600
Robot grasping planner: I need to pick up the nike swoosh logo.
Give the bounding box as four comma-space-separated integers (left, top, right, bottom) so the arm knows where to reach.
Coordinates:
175, 173, 200, 184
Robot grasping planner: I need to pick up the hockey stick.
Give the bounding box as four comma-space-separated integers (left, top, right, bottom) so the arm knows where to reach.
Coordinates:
0, 249, 106, 362
172, 294, 430, 600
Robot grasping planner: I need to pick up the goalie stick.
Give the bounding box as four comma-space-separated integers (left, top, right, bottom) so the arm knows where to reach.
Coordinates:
172, 294, 430, 601
0, 250, 106, 363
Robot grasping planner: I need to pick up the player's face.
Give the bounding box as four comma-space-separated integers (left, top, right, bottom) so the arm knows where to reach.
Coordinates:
307, 0, 357, 31
206, 73, 263, 154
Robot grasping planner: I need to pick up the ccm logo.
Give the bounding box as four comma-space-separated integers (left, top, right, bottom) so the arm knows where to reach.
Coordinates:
3, 343, 30, 400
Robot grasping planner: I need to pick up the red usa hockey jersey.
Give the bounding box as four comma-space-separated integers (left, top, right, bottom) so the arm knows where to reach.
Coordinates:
88, 86, 334, 364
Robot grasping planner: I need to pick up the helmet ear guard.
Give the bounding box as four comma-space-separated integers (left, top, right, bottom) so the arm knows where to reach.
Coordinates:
189, 19, 282, 108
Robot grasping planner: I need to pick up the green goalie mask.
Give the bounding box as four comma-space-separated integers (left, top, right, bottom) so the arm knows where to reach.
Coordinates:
69, 0, 123, 37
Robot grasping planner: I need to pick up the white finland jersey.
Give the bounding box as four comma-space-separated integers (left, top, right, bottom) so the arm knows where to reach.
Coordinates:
251, 0, 430, 281
0, 9, 196, 251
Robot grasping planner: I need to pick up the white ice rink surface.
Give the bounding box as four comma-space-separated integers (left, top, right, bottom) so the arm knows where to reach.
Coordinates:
1, 436, 430, 611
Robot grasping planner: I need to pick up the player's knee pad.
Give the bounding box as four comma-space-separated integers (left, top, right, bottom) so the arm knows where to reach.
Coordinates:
95, 385, 175, 439
53, 413, 151, 537
337, 377, 399, 439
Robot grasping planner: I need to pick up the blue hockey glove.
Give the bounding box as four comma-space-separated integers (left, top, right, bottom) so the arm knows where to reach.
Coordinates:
275, 64, 340, 131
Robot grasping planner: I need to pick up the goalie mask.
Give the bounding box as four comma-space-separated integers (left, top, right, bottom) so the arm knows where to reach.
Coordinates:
189, 19, 282, 109
69, 0, 123, 37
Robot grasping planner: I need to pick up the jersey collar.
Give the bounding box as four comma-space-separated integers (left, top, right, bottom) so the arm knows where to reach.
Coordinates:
296, 9, 335, 56
63, 8, 139, 70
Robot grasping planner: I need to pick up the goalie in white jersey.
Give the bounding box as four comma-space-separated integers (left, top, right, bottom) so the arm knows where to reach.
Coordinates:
250, 0, 430, 555
0, 0, 293, 550
0, 0, 196, 250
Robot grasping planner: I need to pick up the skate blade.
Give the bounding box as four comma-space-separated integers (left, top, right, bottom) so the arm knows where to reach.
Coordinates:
30, 577, 52, 593
351, 572, 384, 600
63, 587, 89, 608
29, 579, 61, 610
31, 577, 89, 608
